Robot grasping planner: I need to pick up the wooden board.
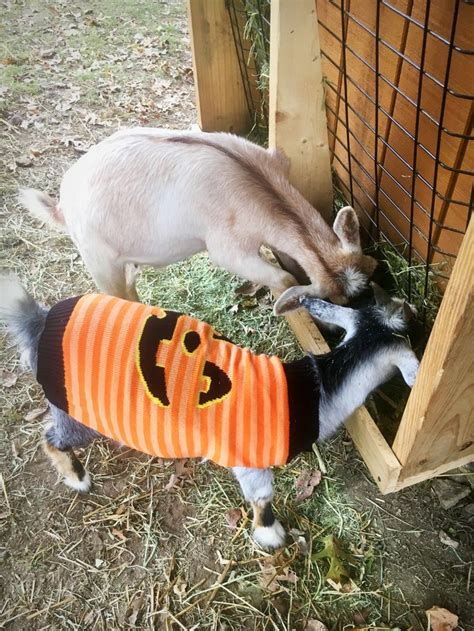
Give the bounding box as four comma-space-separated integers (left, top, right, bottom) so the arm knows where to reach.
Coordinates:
187, 0, 252, 134
268, 0, 333, 221
393, 217, 474, 486
277, 302, 402, 494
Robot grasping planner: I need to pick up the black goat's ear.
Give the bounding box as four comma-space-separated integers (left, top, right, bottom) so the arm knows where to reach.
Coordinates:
300, 296, 357, 332
402, 300, 417, 321
370, 281, 391, 306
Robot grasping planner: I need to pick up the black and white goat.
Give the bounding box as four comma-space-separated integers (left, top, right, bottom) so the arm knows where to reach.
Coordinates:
0, 280, 418, 549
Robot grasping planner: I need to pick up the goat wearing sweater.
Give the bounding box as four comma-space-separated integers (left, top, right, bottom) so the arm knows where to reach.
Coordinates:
0, 279, 418, 548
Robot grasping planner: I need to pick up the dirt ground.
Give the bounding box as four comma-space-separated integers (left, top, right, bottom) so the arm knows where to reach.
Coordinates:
0, 1, 473, 629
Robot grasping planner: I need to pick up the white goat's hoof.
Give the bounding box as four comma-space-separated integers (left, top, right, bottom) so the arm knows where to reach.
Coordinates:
64, 470, 91, 493
253, 520, 286, 549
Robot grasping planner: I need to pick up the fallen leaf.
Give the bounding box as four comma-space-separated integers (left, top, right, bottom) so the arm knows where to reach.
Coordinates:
305, 620, 328, 631
225, 508, 243, 529
259, 553, 298, 592
24, 406, 48, 421
352, 608, 370, 626
15, 156, 33, 167
438, 530, 459, 549
289, 528, 309, 555
111, 528, 126, 541
426, 606, 458, 631
173, 576, 187, 598
312, 535, 354, 584
164, 473, 181, 491
124, 594, 144, 626
295, 468, 322, 502
1, 371, 18, 388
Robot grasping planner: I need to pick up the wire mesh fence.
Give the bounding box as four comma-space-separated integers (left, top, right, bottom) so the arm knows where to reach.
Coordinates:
228, 0, 473, 322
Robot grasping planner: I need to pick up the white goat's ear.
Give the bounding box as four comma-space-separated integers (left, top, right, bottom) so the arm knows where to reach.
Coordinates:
273, 286, 307, 316
333, 206, 361, 253
300, 296, 356, 332
393, 348, 419, 386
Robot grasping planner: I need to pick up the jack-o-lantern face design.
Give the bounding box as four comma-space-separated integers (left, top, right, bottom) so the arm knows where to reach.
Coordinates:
136, 311, 232, 409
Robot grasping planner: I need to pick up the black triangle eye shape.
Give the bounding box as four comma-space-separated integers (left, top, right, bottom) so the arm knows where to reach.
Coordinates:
198, 361, 232, 408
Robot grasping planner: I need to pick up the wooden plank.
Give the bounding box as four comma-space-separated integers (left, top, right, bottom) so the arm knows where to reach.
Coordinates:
187, 0, 252, 133
277, 302, 402, 494
393, 218, 474, 485
268, 0, 333, 221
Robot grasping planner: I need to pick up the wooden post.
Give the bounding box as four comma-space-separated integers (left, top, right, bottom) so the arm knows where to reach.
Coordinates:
392, 217, 474, 489
268, 0, 333, 220
187, 0, 252, 134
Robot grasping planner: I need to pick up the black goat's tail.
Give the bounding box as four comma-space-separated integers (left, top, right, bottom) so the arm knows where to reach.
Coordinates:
0, 276, 48, 373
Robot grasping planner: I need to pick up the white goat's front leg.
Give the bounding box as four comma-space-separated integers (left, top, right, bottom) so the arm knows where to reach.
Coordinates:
232, 467, 286, 549
208, 242, 297, 293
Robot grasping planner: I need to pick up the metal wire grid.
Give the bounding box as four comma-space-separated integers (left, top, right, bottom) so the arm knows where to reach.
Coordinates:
227, 0, 270, 130
227, 0, 473, 308
318, 0, 473, 303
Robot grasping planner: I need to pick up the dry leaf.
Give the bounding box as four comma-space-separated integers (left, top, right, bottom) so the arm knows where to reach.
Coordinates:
111, 528, 126, 541
24, 406, 48, 421
426, 606, 458, 631
312, 535, 354, 584
15, 156, 33, 167
289, 528, 309, 555
438, 530, 459, 549
259, 554, 298, 592
1, 371, 18, 388
305, 620, 328, 631
225, 508, 243, 529
173, 576, 187, 598
295, 469, 322, 502
124, 594, 144, 627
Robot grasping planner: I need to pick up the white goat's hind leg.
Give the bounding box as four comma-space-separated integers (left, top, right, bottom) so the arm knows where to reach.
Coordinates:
78, 243, 132, 300
209, 246, 297, 293
232, 467, 286, 549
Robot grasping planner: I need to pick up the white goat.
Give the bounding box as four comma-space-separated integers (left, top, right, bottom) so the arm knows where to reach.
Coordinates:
1, 278, 418, 548
19, 128, 377, 309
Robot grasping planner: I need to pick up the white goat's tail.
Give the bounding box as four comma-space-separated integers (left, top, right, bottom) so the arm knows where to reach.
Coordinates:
18, 188, 66, 232
0, 276, 48, 372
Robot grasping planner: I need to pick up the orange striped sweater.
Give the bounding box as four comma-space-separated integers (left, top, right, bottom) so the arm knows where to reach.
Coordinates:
37, 295, 319, 468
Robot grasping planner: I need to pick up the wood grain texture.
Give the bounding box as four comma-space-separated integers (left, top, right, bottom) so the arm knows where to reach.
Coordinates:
276, 301, 401, 494
187, 0, 251, 133
268, 0, 333, 220
393, 218, 474, 482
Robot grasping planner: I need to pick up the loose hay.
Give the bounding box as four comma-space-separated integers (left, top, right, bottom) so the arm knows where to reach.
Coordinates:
1, 1, 472, 629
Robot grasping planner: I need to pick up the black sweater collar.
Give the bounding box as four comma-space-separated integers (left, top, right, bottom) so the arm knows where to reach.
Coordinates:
282, 355, 320, 461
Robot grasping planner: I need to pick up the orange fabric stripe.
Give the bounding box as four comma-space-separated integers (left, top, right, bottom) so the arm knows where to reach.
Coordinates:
63, 296, 95, 421
100, 299, 134, 444
270, 357, 289, 465
120, 304, 150, 450
67, 295, 104, 430
108, 301, 142, 446
88, 296, 118, 435
259, 354, 272, 468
